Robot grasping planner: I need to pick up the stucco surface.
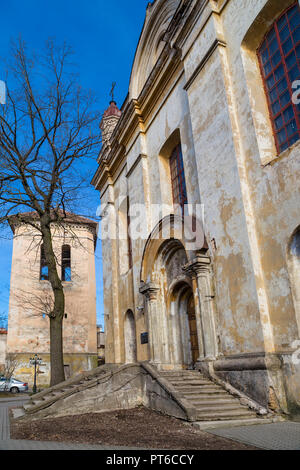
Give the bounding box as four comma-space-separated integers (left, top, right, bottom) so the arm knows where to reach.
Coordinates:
92, 0, 300, 415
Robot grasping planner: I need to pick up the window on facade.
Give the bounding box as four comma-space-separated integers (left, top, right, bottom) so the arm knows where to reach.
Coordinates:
169, 144, 188, 212
61, 245, 71, 282
258, 2, 300, 153
40, 244, 49, 281
127, 196, 133, 270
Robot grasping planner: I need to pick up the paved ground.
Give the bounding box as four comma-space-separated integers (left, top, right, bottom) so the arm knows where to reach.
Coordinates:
1, 396, 299, 450
0, 396, 29, 441
208, 421, 300, 450
0, 440, 142, 450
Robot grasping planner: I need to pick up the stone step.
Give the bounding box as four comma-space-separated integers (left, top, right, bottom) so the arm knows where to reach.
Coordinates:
160, 373, 204, 380
188, 397, 239, 406
194, 409, 257, 421
31, 399, 47, 406
23, 404, 34, 411
164, 374, 209, 379
159, 369, 259, 423
168, 380, 214, 386
11, 408, 26, 419
174, 385, 223, 392
160, 370, 202, 375
171, 379, 218, 385
193, 417, 271, 430
40, 393, 56, 400
192, 403, 249, 413
182, 387, 231, 397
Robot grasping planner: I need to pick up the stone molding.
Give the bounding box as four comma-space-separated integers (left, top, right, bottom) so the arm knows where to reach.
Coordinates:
139, 282, 160, 302
183, 253, 211, 278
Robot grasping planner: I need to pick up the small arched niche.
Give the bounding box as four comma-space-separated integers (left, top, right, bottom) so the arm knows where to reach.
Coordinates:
124, 310, 137, 363
287, 227, 300, 336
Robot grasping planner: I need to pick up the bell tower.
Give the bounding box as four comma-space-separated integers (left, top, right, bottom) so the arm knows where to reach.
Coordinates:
100, 83, 122, 146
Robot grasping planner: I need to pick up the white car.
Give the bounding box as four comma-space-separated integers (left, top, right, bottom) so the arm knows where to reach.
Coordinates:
0, 377, 28, 393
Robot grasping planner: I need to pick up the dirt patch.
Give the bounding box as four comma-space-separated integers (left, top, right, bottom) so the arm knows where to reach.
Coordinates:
0, 393, 14, 398
10, 407, 257, 450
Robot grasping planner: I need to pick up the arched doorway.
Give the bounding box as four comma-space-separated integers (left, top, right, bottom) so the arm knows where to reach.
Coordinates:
140, 217, 216, 369
124, 310, 137, 363
173, 283, 200, 368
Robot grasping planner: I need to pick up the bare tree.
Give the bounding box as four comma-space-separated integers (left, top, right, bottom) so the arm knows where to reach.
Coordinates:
0, 38, 101, 386
2, 353, 19, 383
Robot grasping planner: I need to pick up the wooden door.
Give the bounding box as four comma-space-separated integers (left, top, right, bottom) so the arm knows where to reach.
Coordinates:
187, 295, 199, 364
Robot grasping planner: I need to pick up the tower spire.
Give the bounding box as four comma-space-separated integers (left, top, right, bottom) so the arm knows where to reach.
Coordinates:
100, 82, 122, 146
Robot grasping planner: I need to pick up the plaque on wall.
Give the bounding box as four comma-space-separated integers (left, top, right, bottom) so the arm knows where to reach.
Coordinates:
141, 332, 149, 344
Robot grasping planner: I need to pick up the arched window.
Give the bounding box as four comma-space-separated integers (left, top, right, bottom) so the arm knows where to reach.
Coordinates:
40, 244, 49, 281
258, 2, 300, 153
61, 245, 71, 282
169, 143, 188, 212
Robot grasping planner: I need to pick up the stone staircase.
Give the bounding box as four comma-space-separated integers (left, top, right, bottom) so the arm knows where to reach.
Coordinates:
12, 365, 115, 420
11, 364, 281, 427
158, 370, 270, 422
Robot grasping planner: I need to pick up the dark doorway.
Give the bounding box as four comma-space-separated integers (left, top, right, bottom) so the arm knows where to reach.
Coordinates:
187, 294, 199, 364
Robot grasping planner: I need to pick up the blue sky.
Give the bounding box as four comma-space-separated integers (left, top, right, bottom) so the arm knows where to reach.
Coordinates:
0, 0, 150, 328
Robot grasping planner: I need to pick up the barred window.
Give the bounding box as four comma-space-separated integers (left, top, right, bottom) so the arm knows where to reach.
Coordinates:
169, 144, 187, 211
62, 245, 71, 282
258, 2, 300, 153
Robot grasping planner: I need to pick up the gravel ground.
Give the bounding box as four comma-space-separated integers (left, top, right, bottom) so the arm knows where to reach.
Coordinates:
10, 406, 258, 450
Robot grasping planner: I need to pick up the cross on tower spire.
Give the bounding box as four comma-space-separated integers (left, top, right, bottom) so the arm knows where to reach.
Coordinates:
110, 82, 116, 103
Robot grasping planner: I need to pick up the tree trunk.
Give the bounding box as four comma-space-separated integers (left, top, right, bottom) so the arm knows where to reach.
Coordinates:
50, 313, 65, 386
41, 220, 66, 386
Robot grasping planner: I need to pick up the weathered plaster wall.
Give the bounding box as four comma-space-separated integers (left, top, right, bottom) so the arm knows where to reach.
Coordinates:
20, 364, 190, 422
214, 0, 300, 411
95, 0, 300, 414
185, 45, 265, 355
6, 223, 97, 386
219, 0, 299, 349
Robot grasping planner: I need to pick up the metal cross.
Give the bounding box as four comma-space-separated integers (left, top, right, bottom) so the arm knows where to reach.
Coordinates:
110, 82, 116, 102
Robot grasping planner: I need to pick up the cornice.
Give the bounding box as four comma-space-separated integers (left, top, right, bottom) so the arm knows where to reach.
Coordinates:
137, 45, 183, 123
126, 153, 148, 179
164, 0, 195, 44
170, 0, 208, 49
113, 99, 145, 148
183, 38, 226, 91
92, 0, 217, 195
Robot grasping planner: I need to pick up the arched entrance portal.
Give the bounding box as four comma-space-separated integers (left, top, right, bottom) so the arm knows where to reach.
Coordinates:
172, 283, 200, 368
140, 217, 217, 370
124, 310, 137, 363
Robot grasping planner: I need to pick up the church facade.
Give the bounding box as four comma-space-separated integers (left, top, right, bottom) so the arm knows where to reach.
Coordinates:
92, 0, 300, 416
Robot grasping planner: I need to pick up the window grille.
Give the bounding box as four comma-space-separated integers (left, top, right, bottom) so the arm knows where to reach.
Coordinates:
258, 3, 300, 153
